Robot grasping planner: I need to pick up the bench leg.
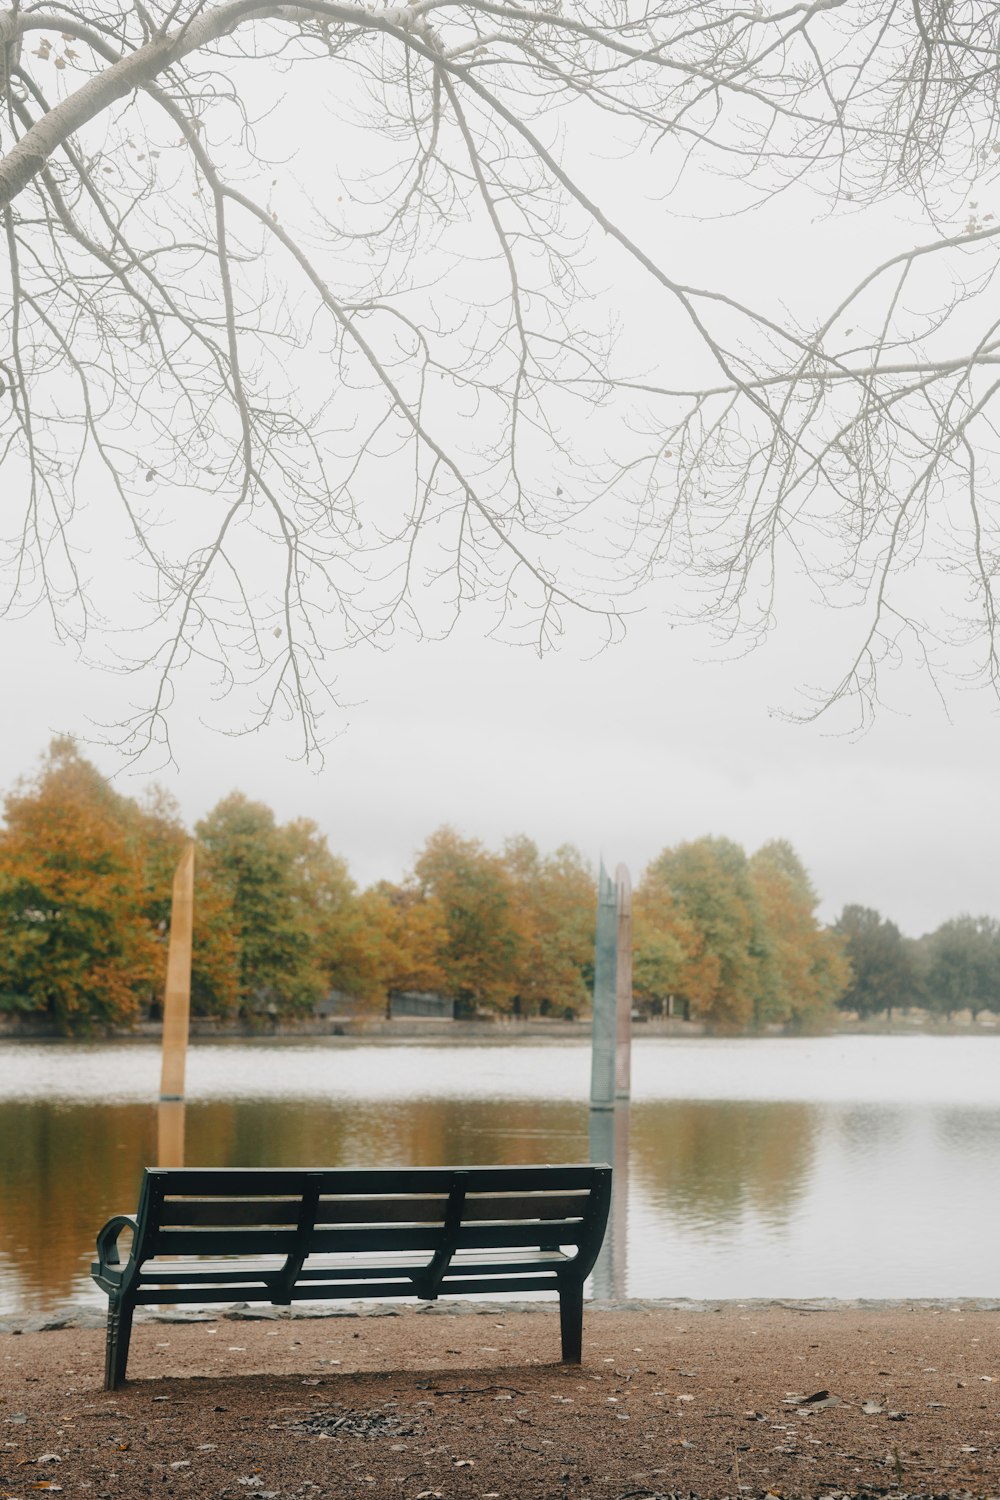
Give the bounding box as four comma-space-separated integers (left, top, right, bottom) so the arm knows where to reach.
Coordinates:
104, 1294, 135, 1391
558, 1280, 583, 1364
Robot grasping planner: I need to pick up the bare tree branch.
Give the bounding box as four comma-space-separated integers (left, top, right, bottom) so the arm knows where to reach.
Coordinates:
2, 0, 1000, 757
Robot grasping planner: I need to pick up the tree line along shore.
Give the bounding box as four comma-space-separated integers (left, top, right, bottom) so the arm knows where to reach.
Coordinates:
0, 740, 995, 1036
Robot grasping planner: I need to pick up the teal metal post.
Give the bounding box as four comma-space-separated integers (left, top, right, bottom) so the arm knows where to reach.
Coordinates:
590, 860, 617, 1110
615, 864, 632, 1100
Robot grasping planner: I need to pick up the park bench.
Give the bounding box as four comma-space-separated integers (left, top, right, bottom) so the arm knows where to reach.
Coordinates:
91, 1163, 612, 1389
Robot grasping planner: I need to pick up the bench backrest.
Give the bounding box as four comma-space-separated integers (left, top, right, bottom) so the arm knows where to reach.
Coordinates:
129, 1164, 611, 1293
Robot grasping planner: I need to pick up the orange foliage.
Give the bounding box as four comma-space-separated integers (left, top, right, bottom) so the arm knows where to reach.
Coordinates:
411, 827, 522, 1010
503, 837, 595, 1016
0, 739, 162, 1031
356, 883, 449, 1004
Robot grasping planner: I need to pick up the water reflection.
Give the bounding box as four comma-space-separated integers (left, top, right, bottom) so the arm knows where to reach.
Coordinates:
0, 1094, 819, 1313
0, 1100, 157, 1312
935, 1106, 1000, 1155
629, 1100, 816, 1229
157, 1100, 186, 1168
0, 1095, 591, 1314
588, 1104, 630, 1300
5, 1038, 1000, 1313
836, 1104, 906, 1152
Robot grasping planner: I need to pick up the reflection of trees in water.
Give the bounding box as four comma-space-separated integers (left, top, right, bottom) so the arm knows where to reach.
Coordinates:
0, 1101, 156, 1312
0, 1096, 822, 1313
0, 1098, 587, 1314
628, 1101, 817, 1228
836, 1105, 905, 1153
933, 1107, 1000, 1157
184, 1098, 587, 1171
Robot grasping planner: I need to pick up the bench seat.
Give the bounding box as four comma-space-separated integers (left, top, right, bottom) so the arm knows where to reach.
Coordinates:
92, 1164, 611, 1388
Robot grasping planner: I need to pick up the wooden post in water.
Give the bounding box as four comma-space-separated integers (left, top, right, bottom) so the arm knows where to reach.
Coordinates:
615, 864, 632, 1100
159, 842, 195, 1104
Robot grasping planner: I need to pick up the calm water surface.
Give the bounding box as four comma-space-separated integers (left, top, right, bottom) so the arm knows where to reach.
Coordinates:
2, 1034, 998, 1314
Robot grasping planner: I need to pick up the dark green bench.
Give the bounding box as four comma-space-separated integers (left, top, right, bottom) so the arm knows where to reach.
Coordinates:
92, 1163, 612, 1389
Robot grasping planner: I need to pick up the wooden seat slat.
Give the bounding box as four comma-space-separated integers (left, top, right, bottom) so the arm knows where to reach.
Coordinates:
157, 1195, 587, 1229
153, 1228, 298, 1256
155, 1224, 449, 1257
92, 1163, 611, 1389
158, 1200, 303, 1227
306, 1222, 581, 1255
459, 1193, 588, 1221
453, 1221, 584, 1250
134, 1246, 577, 1286
144, 1165, 603, 1196
313, 1192, 589, 1225
437, 1273, 562, 1296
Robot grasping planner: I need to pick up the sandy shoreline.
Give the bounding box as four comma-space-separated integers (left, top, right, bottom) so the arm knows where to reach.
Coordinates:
4, 1301, 1000, 1498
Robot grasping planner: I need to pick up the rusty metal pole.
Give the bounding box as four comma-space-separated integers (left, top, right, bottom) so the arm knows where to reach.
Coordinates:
159, 842, 195, 1103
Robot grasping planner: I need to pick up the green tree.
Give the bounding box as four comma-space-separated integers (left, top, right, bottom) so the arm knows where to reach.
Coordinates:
0, 740, 161, 1031
195, 793, 327, 1017
640, 838, 761, 1030
632, 879, 720, 1018
281, 817, 386, 1006
411, 828, 522, 1012
834, 905, 913, 1021
130, 787, 240, 1019
502, 838, 595, 1017
924, 916, 1000, 1022
748, 841, 848, 1029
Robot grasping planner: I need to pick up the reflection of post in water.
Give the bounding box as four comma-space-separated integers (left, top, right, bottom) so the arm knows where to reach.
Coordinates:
157, 1099, 186, 1168
588, 1102, 629, 1301
160, 842, 195, 1104
590, 860, 632, 1296
614, 865, 632, 1101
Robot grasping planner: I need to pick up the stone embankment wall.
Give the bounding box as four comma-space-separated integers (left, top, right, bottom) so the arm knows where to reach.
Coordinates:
0, 1013, 704, 1041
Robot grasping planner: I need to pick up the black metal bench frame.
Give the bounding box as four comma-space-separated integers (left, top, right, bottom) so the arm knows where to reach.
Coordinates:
91, 1163, 612, 1389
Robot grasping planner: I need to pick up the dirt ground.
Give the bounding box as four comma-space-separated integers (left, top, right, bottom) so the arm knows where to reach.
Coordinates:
3, 1302, 1000, 1499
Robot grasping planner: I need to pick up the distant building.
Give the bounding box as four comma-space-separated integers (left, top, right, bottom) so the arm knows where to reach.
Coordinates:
314, 990, 365, 1020
388, 991, 457, 1020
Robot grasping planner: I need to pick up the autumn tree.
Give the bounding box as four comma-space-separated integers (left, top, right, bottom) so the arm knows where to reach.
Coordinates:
281, 817, 387, 1006
502, 837, 595, 1017
636, 836, 847, 1029
5, 2, 1000, 752
631, 880, 720, 1020
0, 739, 161, 1030
748, 842, 849, 1030
639, 838, 762, 1031
355, 882, 449, 1008
834, 905, 914, 1021
410, 828, 522, 1013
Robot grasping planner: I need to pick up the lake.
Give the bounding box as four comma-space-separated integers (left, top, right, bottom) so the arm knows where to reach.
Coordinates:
2, 1033, 999, 1316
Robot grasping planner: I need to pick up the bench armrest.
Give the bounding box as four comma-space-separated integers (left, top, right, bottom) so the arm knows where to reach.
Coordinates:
92, 1215, 138, 1288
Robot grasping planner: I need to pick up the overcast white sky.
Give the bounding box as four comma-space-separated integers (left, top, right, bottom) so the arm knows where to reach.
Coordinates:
4, 588, 998, 939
